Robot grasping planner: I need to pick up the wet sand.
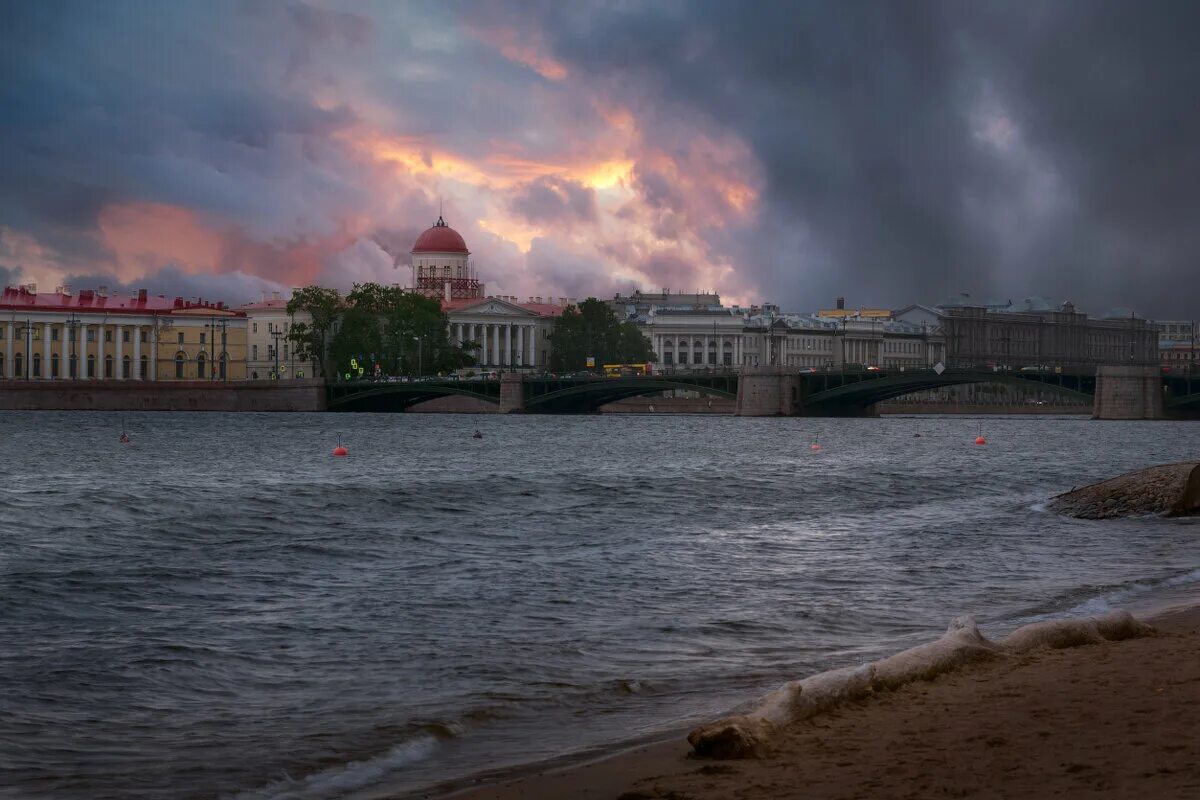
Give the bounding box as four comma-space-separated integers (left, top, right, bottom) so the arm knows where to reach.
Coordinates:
438, 605, 1200, 800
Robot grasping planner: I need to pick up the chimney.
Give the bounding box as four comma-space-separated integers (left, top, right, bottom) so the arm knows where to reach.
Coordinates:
97, 285, 108, 297
62, 284, 72, 296
55, 285, 63, 294
25, 282, 37, 294
836, 296, 845, 310
535, 296, 542, 303
137, 288, 147, 302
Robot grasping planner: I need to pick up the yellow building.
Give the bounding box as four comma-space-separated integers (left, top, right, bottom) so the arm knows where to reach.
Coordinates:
0, 284, 248, 381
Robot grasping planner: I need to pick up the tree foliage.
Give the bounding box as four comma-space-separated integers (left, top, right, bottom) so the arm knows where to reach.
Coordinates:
286, 285, 342, 377
326, 283, 474, 378
548, 297, 655, 371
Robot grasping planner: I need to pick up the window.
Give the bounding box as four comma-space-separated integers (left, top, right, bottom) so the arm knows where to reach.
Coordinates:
105, 330, 112, 342
679, 352, 688, 365
253, 323, 258, 333
104, 355, 113, 378
122, 330, 130, 343
252, 344, 258, 360
219, 354, 227, 380
51, 353, 59, 378
267, 322, 273, 333
200, 332, 206, 345
122, 356, 130, 378
141, 330, 148, 343
87, 330, 95, 343
196, 353, 207, 378
87, 354, 95, 378
14, 353, 23, 376
283, 345, 288, 360
175, 353, 185, 378
32, 353, 41, 378
139, 355, 148, 379
178, 332, 184, 344
51, 328, 59, 341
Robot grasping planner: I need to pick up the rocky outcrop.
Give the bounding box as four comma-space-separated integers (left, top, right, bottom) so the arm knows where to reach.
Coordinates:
1048, 462, 1200, 519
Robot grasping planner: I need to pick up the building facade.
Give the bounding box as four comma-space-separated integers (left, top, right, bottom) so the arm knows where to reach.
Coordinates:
240, 294, 312, 380
1, 285, 248, 381
895, 298, 1159, 367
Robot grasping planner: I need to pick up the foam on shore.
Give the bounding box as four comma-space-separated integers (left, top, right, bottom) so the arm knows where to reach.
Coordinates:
687, 609, 1153, 759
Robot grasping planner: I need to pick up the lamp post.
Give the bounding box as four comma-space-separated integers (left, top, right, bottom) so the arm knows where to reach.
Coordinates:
412, 335, 422, 376
16, 320, 34, 379
65, 313, 81, 379
270, 328, 284, 379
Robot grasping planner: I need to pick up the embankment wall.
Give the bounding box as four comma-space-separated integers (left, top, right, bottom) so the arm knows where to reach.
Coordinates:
0, 380, 327, 412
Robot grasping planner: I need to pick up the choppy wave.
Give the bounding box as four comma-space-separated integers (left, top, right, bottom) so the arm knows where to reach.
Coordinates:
1, 411, 1198, 799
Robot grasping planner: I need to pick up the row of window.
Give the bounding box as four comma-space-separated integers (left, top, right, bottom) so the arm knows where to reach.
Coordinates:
0, 325, 235, 347
249, 345, 289, 360
0, 353, 148, 379
660, 353, 732, 366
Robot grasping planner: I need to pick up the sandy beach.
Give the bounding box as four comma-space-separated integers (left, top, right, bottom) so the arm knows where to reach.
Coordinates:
439, 605, 1200, 800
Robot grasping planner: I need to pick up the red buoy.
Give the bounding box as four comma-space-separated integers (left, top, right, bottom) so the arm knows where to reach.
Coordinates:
810, 443, 822, 452
332, 445, 348, 457
975, 436, 987, 446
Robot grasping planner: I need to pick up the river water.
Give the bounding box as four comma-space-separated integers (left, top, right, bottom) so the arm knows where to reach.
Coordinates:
1, 412, 1198, 799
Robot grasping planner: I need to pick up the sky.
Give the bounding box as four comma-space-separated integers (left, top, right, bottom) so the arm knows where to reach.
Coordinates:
1, 0, 1198, 316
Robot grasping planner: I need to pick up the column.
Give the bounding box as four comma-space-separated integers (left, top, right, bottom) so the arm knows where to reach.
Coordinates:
504, 324, 511, 367
528, 325, 536, 367
42, 322, 51, 379
492, 324, 500, 366
515, 325, 524, 367
134, 325, 142, 379
455, 323, 464, 346
115, 324, 124, 379
4, 321, 12, 378
79, 324, 88, 378
149, 324, 158, 381
480, 324, 488, 365
96, 324, 106, 379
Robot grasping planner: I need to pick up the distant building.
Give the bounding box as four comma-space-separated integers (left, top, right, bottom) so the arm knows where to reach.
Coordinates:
1, 284, 248, 380
239, 292, 311, 380
894, 296, 1158, 367
816, 296, 892, 319
608, 290, 723, 320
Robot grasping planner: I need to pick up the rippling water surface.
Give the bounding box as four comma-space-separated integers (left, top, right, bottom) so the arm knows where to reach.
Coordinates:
1, 411, 1198, 799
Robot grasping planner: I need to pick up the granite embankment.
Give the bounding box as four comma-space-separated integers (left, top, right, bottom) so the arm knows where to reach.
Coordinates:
1049, 462, 1200, 519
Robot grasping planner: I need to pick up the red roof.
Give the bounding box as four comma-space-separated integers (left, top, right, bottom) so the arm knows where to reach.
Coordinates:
0, 285, 243, 316
412, 216, 468, 254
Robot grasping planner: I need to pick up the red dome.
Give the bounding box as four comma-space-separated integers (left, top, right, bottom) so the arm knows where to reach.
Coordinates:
412, 216, 468, 254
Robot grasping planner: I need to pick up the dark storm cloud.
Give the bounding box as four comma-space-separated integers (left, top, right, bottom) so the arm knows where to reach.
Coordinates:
508, 176, 597, 226
520, 0, 1200, 315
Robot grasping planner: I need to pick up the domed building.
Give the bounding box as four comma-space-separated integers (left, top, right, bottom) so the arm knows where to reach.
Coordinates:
408, 215, 568, 370
411, 215, 483, 301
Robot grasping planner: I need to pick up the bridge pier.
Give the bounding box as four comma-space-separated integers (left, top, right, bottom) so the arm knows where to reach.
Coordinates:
1093, 366, 1164, 420
498, 373, 526, 413
735, 367, 801, 416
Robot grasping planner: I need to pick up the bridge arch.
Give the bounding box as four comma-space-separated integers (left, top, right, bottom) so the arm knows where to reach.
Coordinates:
800, 369, 1095, 412
328, 382, 501, 412
523, 376, 737, 414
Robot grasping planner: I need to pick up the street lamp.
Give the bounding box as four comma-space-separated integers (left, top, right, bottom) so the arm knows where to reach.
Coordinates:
15, 320, 34, 379
65, 313, 81, 379
412, 335, 422, 376
270, 328, 285, 379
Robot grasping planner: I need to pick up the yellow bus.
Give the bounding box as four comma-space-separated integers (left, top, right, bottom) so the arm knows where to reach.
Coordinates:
603, 363, 651, 377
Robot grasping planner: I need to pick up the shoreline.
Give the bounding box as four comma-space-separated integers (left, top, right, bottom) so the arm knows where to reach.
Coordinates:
412, 599, 1200, 800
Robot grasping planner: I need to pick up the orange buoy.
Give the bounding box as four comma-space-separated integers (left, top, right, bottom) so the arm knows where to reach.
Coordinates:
810, 443, 822, 452
332, 445, 348, 457
975, 436, 987, 446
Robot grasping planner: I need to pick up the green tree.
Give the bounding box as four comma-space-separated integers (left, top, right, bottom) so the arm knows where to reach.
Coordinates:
548, 297, 655, 371
286, 285, 342, 377
328, 282, 475, 377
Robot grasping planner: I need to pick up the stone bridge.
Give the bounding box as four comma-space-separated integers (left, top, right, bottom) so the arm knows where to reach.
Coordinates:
327, 366, 1194, 418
